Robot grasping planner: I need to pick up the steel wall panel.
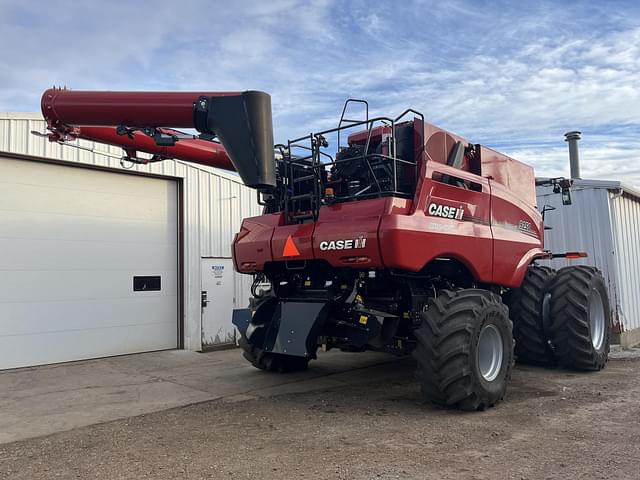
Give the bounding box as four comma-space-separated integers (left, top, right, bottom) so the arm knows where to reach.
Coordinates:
610, 193, 640, 332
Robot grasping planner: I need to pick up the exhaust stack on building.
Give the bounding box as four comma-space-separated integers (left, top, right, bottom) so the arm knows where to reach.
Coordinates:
564, 130, 582, 179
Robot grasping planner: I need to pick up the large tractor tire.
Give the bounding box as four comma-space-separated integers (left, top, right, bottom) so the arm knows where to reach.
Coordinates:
547, 266, 611, 370
413, 289, 514, 411
238, 334, 311, 373
507, 265, 556, 366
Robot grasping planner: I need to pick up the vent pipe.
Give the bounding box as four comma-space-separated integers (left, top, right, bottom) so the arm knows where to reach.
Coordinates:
564, 130, 582, 179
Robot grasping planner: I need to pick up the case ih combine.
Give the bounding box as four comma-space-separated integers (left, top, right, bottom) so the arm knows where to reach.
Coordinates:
40, 88, 611, 410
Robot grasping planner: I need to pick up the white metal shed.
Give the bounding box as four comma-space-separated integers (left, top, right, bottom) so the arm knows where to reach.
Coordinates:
0, 113, 261, 369
537, 179, 640, 347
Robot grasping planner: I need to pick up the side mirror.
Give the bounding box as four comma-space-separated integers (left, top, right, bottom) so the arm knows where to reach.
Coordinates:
559, 178, 573, 205
550, 178, 573, 205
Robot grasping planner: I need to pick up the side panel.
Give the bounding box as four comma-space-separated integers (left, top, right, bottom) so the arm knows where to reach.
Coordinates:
312, 198, 388, 267
480, 145, 537, 207
490, 180, 544, 287
233, 213, 281, 272
271, 223, 315, 262
380, 163, 493, 280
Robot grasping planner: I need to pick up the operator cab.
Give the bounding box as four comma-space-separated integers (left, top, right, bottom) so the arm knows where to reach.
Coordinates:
266, 100, 424, 223
329, 121, 416, 201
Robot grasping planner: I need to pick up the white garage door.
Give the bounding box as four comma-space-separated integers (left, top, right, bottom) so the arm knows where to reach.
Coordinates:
0, 157, 178, 370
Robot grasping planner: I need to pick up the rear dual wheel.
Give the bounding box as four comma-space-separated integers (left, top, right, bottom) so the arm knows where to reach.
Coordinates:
547, 266, 611, 370
506, 266, 556, 366
508, 265, 611, 371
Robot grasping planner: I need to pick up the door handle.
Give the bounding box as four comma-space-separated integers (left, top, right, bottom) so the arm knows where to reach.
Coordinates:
201, 291, 210, 308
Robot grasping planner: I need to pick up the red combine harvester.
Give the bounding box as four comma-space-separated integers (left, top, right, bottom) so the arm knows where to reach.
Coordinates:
41, 88, 611, 410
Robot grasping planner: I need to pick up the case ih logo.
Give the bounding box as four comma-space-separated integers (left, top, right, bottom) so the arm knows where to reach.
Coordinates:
319, 236, 367, 251
428, 203, 464, 220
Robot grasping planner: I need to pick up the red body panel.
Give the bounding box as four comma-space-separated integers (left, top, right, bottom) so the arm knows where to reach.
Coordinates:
379, 164, 494, 280
271, 223, 315, 263
481, 145, 537, 208
490, 180, 544, 286
233, 214, 281, 272
312, 199, 388, 267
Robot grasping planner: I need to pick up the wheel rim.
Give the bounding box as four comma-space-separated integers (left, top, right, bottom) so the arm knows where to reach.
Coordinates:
477, 324, 504, 382
589, 288, 606, 350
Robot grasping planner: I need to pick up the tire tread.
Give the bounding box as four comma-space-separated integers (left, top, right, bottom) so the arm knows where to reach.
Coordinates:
412, 289, 513, 411
547, 266, 611, 371
507, 266, 556, 366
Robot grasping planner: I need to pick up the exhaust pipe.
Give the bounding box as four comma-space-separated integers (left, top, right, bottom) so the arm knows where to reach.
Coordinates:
564, 130, 582, 179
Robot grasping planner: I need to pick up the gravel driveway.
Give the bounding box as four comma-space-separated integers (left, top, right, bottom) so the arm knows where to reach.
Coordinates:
1, 356, 639, 480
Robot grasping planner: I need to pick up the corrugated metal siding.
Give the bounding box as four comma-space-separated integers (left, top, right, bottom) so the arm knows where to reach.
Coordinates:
536, 186, 622, 331
610, 193, 640, 332
0, 113, 262, 350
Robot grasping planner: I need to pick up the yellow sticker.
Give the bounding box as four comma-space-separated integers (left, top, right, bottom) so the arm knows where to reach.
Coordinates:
359, 315, 368, 325
304, 280, 311, 286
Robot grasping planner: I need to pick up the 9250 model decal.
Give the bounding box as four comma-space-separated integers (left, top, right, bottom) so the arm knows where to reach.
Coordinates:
428, 203, 464, 220
319, 236, 367, 251
518, 220, 533, 232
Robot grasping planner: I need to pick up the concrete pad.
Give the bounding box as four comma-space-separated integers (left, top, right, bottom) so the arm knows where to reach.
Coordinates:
0, 348, 399, 444
610, 344, 640, 359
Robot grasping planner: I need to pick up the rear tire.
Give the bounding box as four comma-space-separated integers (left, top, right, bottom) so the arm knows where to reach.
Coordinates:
238, 334, 311, 373
547, 266, 611, 370
413, 289, 514, 411
507, 266, 556, 366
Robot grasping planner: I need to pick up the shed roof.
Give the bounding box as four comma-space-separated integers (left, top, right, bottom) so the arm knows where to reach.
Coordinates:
537, 178, 640, 202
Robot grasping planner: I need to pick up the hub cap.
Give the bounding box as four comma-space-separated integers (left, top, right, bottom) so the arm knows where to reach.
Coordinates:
477, 324, 504, 382
589, 289, 606, 350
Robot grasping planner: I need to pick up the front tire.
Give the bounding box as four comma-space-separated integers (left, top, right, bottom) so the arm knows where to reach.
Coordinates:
547, 266, 611, 370
413, 289, 514, 411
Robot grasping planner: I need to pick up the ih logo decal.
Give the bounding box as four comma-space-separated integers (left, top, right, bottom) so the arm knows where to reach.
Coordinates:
428, 202, 464, 220
282, 235, 301, 257
319, 236, 367, 251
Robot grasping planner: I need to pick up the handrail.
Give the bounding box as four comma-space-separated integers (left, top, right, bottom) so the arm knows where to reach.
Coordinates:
287, 116, 395, 145
338, 99, 369, 150
281, 106, 424, 224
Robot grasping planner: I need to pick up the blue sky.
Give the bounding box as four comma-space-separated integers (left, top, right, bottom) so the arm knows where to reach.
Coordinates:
1, 0, 639, 186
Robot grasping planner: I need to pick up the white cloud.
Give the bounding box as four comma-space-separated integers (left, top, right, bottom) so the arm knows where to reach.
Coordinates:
1, 0, 639, 186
